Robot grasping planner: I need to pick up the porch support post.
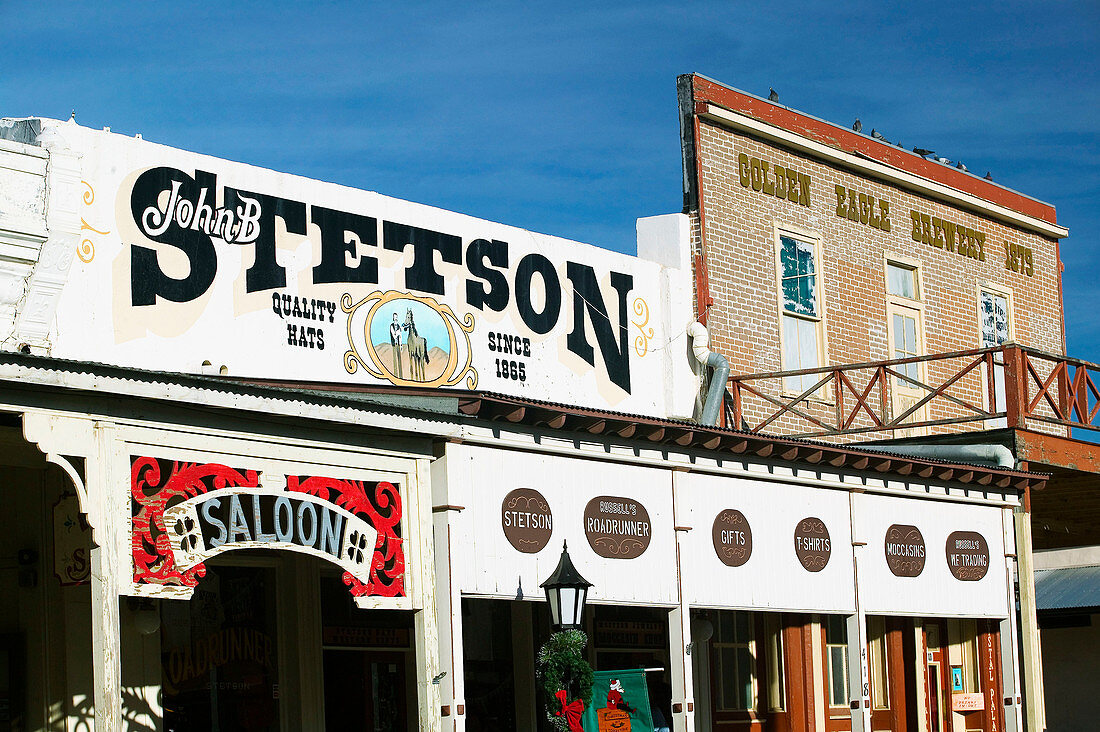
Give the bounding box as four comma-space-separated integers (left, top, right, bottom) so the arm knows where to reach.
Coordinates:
412, 458, 442, 731
848, 493, 871, 732
89, 544, 122, 730
431, 454, 464, 731
671, 470, 696, 732
1014, 507, 1045, 732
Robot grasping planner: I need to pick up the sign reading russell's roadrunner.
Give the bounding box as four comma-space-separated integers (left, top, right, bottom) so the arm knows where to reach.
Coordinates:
48, 121, 693, 415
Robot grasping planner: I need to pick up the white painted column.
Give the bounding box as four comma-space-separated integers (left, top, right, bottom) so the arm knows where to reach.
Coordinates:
847, 493, 871, 732
412, 458, 443, 732
1013, 507, 1045, 732
1000, 508, 1023, 732
670, 471, 695, 732
431, 452, 464, 731
89, 545, 121, 730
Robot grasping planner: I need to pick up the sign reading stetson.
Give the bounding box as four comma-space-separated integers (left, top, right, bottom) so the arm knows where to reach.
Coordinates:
501, 488, 553, 553
945, 531, 990, 581
50, 120, 694, 419
584, 496, 652, 559
793, 517, 831, 572
884, 524, 926, 577
711, 509, 752, 567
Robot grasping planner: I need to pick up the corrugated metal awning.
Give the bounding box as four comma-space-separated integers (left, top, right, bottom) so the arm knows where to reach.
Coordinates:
1035, 565, 1100, 612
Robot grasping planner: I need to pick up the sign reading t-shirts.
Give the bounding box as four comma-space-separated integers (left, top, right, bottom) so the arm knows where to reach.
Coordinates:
794, 517, 832, 572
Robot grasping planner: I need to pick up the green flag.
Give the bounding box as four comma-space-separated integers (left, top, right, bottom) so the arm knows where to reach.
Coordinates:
582, 669, 654, 732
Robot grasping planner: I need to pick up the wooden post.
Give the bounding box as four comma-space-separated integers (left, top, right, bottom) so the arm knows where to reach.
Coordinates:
671, 471, 696, 732
1002, 346, 1027, 429
89, 544, 122, 731
848, 493, 871, 732
412, 458, 443, 731
1013, 507, 1045, 732
431, 452, 464, 732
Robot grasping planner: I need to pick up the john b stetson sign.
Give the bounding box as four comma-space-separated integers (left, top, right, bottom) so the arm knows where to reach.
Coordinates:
501, 488, 553, 553
793, 517, 831, 572
583, 496, 651, 559
885, 524, 926, 577
711, 509, 752, 567
945, 531, 990, 581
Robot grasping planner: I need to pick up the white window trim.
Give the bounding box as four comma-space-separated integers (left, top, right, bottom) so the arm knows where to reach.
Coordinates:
976, 281, 1016, 346
881, 251, 925, 306
773, 222, 829, 399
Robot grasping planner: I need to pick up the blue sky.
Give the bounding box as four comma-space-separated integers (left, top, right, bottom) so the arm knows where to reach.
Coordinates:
3, 1, 1098, 359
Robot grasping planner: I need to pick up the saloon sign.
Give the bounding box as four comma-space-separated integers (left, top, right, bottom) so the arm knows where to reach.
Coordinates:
131, 456, 404, 605
52, 124, 690, 416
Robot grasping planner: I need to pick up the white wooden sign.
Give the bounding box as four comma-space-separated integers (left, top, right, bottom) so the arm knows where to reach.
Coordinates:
676, 472, 856, 613
854, 493, 1009, 618
440, 444, 678, 606
47, 120, 694, 417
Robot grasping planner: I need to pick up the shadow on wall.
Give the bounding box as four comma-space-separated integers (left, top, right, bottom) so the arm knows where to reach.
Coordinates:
67, 688, 160, 732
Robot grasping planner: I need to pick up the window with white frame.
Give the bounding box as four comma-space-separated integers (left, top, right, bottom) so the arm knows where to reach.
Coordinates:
778, 234, 823, 392
979, 285, 1013, 412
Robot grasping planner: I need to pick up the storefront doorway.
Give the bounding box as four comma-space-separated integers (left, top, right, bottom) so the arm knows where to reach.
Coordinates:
160, 559, 417, 731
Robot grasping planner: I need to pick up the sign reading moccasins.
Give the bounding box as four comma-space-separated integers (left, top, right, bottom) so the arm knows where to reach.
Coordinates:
884, 524, 926, 577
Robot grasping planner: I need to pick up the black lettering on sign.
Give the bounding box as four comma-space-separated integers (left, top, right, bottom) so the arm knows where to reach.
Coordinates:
465, 238, 510, 311
382, 221, 462, 295
514, 253, 561, 334
223, 188, 307, 292
130, 167, 219, 305
311, 205, 379, 284
566, 263, 632, 394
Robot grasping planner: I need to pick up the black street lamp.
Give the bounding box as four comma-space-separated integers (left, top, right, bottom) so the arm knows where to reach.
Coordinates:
540, 540, 593, 631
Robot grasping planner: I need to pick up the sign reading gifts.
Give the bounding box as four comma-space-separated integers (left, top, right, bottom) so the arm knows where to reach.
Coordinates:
130, 456, 404, 605
57, 126, 688, 415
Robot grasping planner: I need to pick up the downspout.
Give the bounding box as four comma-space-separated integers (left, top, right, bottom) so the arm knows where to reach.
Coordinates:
688, 322, 728, 426
861, 443, 1015, 469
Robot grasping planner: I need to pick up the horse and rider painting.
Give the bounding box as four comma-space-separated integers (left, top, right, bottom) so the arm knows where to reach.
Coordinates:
371, 300, 449, 383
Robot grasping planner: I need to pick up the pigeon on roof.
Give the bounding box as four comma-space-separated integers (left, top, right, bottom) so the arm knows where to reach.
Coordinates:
852, 118, 862, 132
955, 161, 969, 172
768, 87, 779, 102
933, 156, 952, 165
871, 128, 889, 143
913, 148, 934, 157
984, 171, 994, 181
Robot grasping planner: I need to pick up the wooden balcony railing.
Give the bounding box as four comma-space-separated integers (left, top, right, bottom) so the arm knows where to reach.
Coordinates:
727, 345, 1100, 440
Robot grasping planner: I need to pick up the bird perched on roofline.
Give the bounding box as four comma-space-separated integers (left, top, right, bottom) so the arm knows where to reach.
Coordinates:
852, 118, 863, 132
768, 87, 779, 102
913, 148, 934, 157
955, 160, 969, 172
933, 156, 952, 165
984, 171, 994, 181
871, 128, 889, 143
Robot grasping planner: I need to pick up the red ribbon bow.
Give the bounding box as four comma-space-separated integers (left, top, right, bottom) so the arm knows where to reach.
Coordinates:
554, 689, 585, 732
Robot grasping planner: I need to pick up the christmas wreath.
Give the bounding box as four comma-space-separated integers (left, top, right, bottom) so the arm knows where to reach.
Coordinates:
536, 630, 594, 732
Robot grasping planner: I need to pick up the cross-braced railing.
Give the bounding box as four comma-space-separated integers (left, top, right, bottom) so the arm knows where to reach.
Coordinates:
727, 345, 1100, 440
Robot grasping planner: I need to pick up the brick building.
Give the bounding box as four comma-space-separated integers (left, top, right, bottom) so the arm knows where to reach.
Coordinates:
677, 73, 1096, 732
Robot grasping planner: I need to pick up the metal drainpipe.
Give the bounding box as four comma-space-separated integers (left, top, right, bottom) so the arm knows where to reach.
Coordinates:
687, 322, 729, 426
861, 443, 1015, 469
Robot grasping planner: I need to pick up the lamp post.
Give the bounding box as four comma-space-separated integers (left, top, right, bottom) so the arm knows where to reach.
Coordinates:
540, 540, 592, 631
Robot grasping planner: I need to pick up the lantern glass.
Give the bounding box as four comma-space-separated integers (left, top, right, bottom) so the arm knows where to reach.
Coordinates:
558, 587, 579, 628
548, 589, 562, 628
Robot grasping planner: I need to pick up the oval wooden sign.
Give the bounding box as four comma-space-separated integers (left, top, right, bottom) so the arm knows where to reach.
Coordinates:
945, 531, 990, 581
501, 488, 553, 553
794, 516, 831, 572
885, 524, 926, 577
712, 509, 752, 567
583, 496, 652, 559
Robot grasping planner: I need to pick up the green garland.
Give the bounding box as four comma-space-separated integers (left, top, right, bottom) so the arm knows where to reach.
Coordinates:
535, 629, 594, 731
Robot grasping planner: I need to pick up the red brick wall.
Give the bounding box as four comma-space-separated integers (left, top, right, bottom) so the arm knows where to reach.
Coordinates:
691, 118, 1064, 438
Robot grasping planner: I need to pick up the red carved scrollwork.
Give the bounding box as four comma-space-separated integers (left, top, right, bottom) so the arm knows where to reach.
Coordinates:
131, 456, 259, 587
287, 475, 405, 597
